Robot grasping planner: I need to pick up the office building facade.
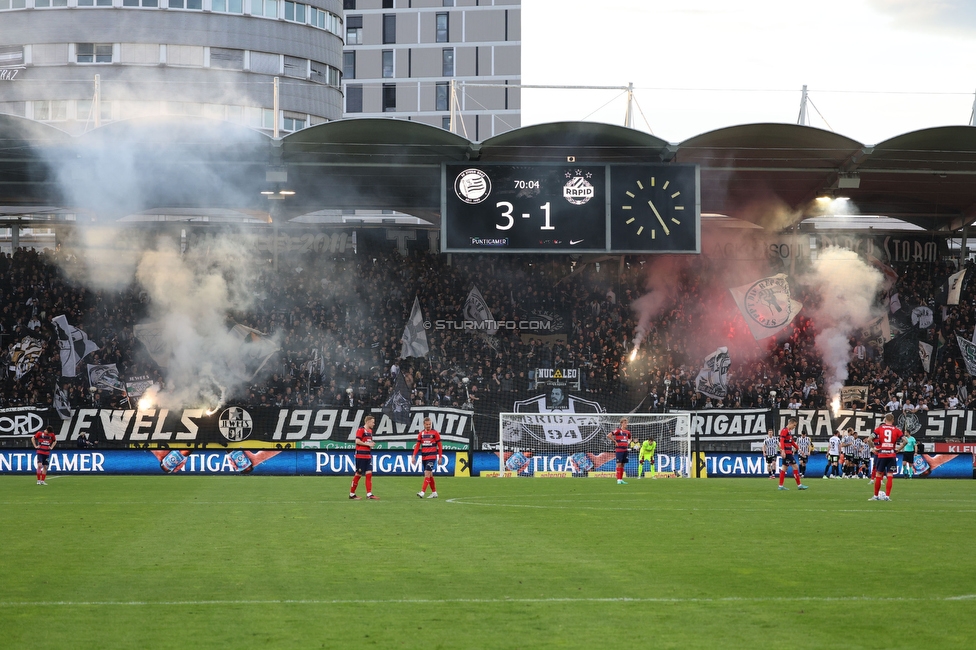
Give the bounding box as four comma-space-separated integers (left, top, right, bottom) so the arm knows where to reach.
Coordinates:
341, 0, 520, 140
0, 0, 345, 135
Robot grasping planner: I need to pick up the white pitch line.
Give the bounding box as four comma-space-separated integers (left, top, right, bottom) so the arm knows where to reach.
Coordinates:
0, 595, 973, 608
443, 498, 976, 513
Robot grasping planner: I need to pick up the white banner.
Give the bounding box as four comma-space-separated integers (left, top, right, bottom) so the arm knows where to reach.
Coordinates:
947, 268, 967, 306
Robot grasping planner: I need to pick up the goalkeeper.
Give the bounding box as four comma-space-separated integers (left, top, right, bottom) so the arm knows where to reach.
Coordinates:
638, 437, 657, 479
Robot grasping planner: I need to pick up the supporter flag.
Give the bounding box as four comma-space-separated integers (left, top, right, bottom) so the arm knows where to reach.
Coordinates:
729, 274, 803, 340
957, 336, 976, 377
53, 384, 73, 420
133, 321, 169, 368
947, 268, 967, 306
919, 341, 934, 373
382, 371, 412, 425
87, 363, 126, 392
867, 253, 899, 289
888, 293, 901, 314
694, 346, 731, 400
52, 315, 99, 377
230, 324, 279, 378
463, 285, 498, 335
840, 386, 868, 409
8, 336, 43, 380
883, 329, 923, 376
400, 297, 430, 358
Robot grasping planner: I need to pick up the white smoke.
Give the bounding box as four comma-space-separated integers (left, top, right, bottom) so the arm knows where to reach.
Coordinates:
798, 247, 884, 401
134, 232, 275, 410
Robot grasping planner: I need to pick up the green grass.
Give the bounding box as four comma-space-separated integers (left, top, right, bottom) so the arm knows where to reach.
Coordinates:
1, 475, 974, 649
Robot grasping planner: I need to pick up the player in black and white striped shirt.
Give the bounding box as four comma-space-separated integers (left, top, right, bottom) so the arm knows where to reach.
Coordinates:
840, 428, 858, 478
796, 431, 813, 477
855, 435, 871, 478
762, 429, 779, 479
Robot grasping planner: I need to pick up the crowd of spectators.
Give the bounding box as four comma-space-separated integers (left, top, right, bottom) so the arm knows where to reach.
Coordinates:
1, 240, 975, 420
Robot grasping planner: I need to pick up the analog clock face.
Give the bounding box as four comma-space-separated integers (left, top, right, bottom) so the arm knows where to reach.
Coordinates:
609, 165, 699, 253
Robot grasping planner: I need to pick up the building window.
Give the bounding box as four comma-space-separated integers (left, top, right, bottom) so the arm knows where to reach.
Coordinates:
284, 1, 305, 23
346, 15, 363, 45
382, 0, 392, 7
211, 0, 243, 13
210, 47, 245, 70
252, 0, 276, 18
167, 0, 202, 8
435, 82, 449, 111
382, 83, 396, 112
77, 99, 113, 122
283, 116, 306, 132
35, 0, 68, 7
382, 50, 393, 79
382, 14, 396, 44
283, 56, 307, 79
436, 13, 449, 43
342, 51, 355, 80
34, 100, 68, 121
343, 0, 354, 8
346, 85, 363, 113
77, 43, 113, 64
123, 0, 159, 6
442, 48, 454, 77
443, 0, 453, 5
0, 0, 27, 7
77, 0, 112, 6
442, 116, 451, 130
0, 46, 24, 67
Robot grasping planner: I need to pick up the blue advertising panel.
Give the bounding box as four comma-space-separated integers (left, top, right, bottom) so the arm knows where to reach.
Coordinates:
470, 451, 689, 477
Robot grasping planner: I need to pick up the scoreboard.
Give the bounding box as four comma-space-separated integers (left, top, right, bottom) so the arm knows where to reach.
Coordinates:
441, 163, 700, 254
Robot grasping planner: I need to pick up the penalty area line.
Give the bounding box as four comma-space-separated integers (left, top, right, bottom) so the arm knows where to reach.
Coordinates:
1, 595, 974, 607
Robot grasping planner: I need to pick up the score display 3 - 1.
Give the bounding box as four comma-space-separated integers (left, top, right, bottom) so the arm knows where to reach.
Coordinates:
442, 163, 700, 254
442, 163, 608, 253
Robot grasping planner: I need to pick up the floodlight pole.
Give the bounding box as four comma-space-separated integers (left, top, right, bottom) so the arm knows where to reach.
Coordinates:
969, 88, 976, 126
797, 85, 809, 126
93, 74, 101, 129
624, 82, 634, 128
273, 77, 280, 139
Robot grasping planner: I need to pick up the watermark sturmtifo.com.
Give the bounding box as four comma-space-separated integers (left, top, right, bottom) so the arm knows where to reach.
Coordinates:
425, 320, 553, 331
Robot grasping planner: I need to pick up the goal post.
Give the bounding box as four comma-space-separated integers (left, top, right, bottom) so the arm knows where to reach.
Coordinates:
497, 412, 693, 478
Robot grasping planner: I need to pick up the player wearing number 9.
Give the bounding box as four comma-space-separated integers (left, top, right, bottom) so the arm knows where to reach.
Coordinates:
869, 413, 908, 501
608, 418, 631, 485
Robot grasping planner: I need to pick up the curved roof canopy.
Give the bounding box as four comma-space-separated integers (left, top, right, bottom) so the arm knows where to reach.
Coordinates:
1, 115, 975, 232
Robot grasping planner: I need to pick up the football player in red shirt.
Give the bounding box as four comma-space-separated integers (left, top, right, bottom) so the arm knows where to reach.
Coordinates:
413, 417, 443, 498
32, 425, 58, 485
607, 417, 631, 484
777, 418, 809, 491
869, 413, 908, 501
350, 415, 379, 500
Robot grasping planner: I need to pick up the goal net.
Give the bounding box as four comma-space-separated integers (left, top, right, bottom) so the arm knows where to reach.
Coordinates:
497, 412, 692, 478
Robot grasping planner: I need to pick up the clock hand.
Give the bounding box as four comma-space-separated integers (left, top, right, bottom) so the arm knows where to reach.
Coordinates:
648, 199, 670, 235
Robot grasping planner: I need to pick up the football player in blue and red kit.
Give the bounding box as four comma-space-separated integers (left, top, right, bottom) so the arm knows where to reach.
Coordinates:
32, 425, 57, 485
350, 415, 379, 500
777, 419, 809, 491
869, 413, 907, 501
608, 417, 631, 485
413, 417, 443, 499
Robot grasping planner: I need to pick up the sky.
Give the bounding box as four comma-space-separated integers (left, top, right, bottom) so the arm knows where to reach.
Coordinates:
521, 0, 976, 145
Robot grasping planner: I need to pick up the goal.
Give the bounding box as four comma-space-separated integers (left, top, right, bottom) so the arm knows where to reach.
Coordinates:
497, 412, 692, 478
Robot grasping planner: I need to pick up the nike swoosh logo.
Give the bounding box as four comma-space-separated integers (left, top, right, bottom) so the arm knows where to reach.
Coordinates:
570, 239, 584, 245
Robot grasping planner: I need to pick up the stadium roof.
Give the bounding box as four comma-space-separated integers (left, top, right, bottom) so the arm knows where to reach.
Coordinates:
2, 114, 976, 233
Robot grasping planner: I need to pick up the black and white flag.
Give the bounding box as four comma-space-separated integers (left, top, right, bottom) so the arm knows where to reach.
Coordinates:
87, 363, 126, 392
54, 384, 73, 420
957, 335, 976, 377
695, 346, 731, 400
382, 372, 413, 425
8, 336, 43, 380
52, 315, 99, 377
463, 285, 498, 335
729, 275, 803, 340
400, 297, 430, 358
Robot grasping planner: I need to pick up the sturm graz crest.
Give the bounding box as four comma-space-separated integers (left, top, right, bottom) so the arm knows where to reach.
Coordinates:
897, 410, 921, 436
218, 407, 253, 442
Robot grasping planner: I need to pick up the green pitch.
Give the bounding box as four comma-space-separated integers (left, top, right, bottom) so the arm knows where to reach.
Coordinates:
1, 476, 974, 649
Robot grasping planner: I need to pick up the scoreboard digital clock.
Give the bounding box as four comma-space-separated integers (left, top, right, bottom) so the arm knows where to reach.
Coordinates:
442, 163, 699, 254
